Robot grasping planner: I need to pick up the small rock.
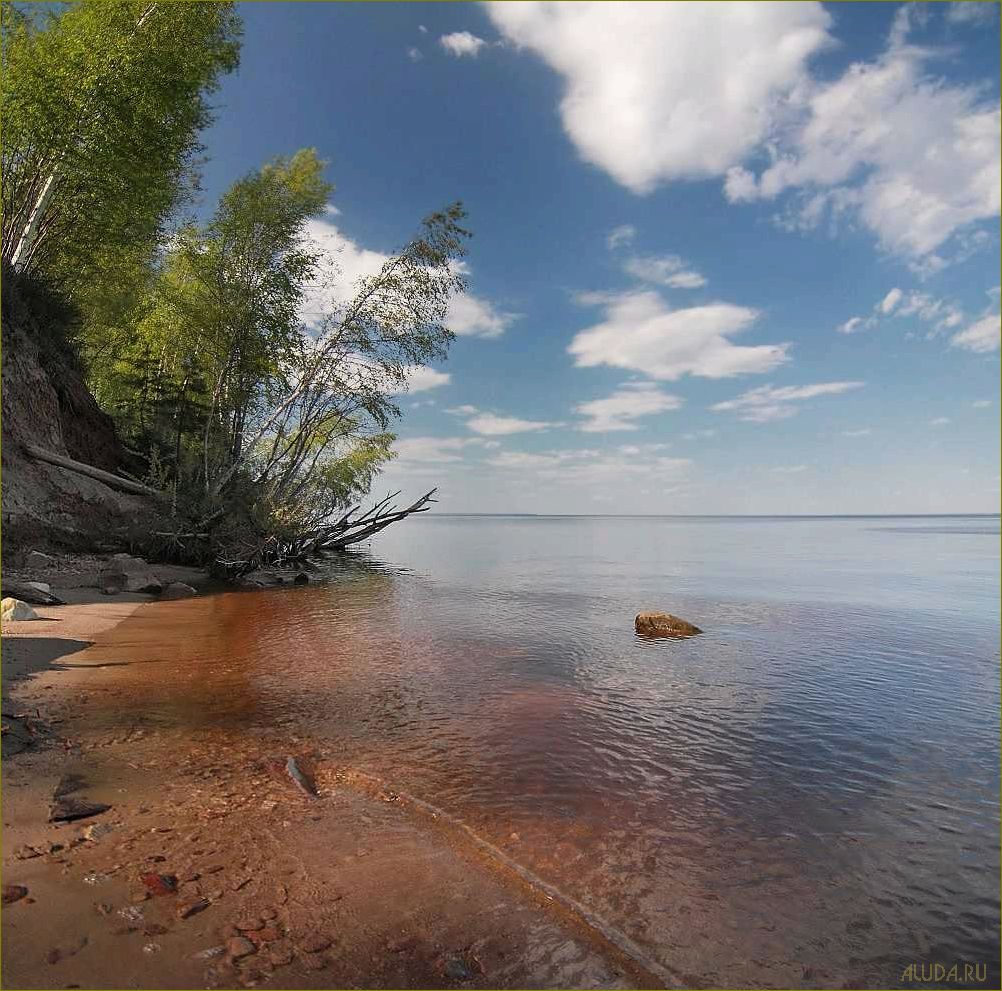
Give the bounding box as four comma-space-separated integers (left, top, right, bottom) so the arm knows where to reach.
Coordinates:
293, 573, 309, 585
194, 945, 226, 960
93, 903, 113, 916
178, 898, 210, 919
299, 934, 331, 953
250, 925, 281, 945
260, 907, 278, 921
49, 798, 111, 823
301, 953, 328, 971
142, 942, 161, 955
140, 872, 178, 896
236, 917, 264, 932
26, 550, 57, 568
634, 611, 703, 638
144, 923, 169, 936
444, 956, 474, 981
15, 844, 42, 860
3, 884, 29, 904
226, 936, 256, 960
1, 597, 39, 622
268, 946, 293, 967
84, 822, 114, 841
161, 582, 198, 599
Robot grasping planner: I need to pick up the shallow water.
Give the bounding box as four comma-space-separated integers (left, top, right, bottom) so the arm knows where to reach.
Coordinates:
94, 515, 1000, 988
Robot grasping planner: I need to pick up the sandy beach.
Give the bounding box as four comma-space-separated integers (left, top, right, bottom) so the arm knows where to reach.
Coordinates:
1, 577, 658, 991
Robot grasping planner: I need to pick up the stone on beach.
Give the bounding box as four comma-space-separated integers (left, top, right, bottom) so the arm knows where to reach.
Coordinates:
49, 797, 112, 822
2, 597, 39, 622
99, 554, 164, 594
161, 581, 198, 599
634, 611, 703, 637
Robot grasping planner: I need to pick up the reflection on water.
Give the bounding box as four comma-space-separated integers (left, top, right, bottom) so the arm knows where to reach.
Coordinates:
85, 516, 999, 988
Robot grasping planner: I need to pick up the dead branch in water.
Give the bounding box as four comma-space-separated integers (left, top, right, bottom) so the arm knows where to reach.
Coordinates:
214, 489, 437, 579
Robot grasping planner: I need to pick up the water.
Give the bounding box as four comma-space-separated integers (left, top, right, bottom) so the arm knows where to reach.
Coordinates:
99, 515, 1001, 987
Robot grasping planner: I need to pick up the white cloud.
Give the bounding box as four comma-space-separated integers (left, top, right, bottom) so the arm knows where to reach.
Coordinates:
396, 366, 450, 394
486, 2, 832, 194
440, 31, 488, 57
568, 290, 789, 381
946, 2, 997, 25
836, 316, 865, 335
732, 30, 1001, 259
972, 399, 994, 408
950, 314, 1001, 353
841, 428, 872, 437
445, 404, 480, 417
879, 287, 903, 314
929, 416, 951, 426
770, 464, 809, 474
894, 291, 964, 330
466, 413, 555, 436
303, 213, 510, 339
712, 380, 864, 423
575, 382, 682, 432
487, 446, 691, 483
445, 292, 517, 338
622, 254, 707, 289
606, 224, 637, 250
407, 47, 424, 62
393, 436, 483, 463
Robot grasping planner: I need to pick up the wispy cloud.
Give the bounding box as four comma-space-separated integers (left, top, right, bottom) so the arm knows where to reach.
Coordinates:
712, 381, 864, 423
622, 254, 707, 289
929, 416, 951, 426
770, 464, 809, 474
606, 224, 636, 250
575, 382, 682, 432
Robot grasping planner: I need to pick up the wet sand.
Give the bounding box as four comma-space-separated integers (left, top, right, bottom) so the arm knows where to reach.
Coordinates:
1, 590, 658, 990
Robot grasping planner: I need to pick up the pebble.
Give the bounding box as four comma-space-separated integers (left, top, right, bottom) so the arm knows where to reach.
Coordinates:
300, 934, 331, 953
236, 917, 264, 932
140, 872, 178, 896
301, 953, 328, 971
194, 945, 226, 960
260, 907, 278, 921
178, 897, 210, 919
226, 936, 256, 960
15, 845, 42, 860
268, 946, 294, 967
444, 956, 474, 981
3, 884, 28, 904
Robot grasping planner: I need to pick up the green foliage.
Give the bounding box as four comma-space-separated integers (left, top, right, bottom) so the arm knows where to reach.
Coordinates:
1, 0, 240, 288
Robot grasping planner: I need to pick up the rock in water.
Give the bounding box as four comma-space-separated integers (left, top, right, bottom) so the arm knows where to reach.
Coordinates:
635, 611, 702, 638
1, 597, 39, 622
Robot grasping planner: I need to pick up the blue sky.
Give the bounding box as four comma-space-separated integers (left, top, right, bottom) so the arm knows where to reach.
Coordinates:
199, 1, 1000, 514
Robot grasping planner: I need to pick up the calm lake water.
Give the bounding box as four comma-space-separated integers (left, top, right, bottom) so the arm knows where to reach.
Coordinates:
102, 515, 1002, 987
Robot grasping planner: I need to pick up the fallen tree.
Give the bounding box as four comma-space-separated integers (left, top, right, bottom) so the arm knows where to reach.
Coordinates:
210, 488, 437, 579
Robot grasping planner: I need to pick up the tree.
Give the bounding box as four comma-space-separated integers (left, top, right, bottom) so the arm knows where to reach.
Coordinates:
98, 148, 470, 548
1, 0, 240, 289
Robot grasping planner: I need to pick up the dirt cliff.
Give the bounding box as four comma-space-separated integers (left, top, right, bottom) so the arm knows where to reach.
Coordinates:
1, 267, 161, 561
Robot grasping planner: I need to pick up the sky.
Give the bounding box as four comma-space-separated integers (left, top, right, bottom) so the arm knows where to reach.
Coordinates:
198, 1, 1001, 515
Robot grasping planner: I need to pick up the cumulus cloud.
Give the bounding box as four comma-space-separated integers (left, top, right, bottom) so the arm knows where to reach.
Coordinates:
440, 31, 488, 57
575, 382, 682, 432
397, 366, 451, 394
445, 292, 518, 338
568, 290, 789, 381
606, 224, 637, 250
729, 27, 1001, 259
622, 254, 707, 289
303, 213, 510, 338
950, 314, 1001, 353
712, 380, 864, 423
486, 2, 832, 193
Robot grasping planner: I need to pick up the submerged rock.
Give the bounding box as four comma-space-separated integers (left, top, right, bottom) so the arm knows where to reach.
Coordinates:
635, 611, 703, 638
1, 597, 39, 621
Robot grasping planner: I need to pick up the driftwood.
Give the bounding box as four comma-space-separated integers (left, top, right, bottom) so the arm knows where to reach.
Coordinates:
24, 444, 168, 501
215, 489, 437, 578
